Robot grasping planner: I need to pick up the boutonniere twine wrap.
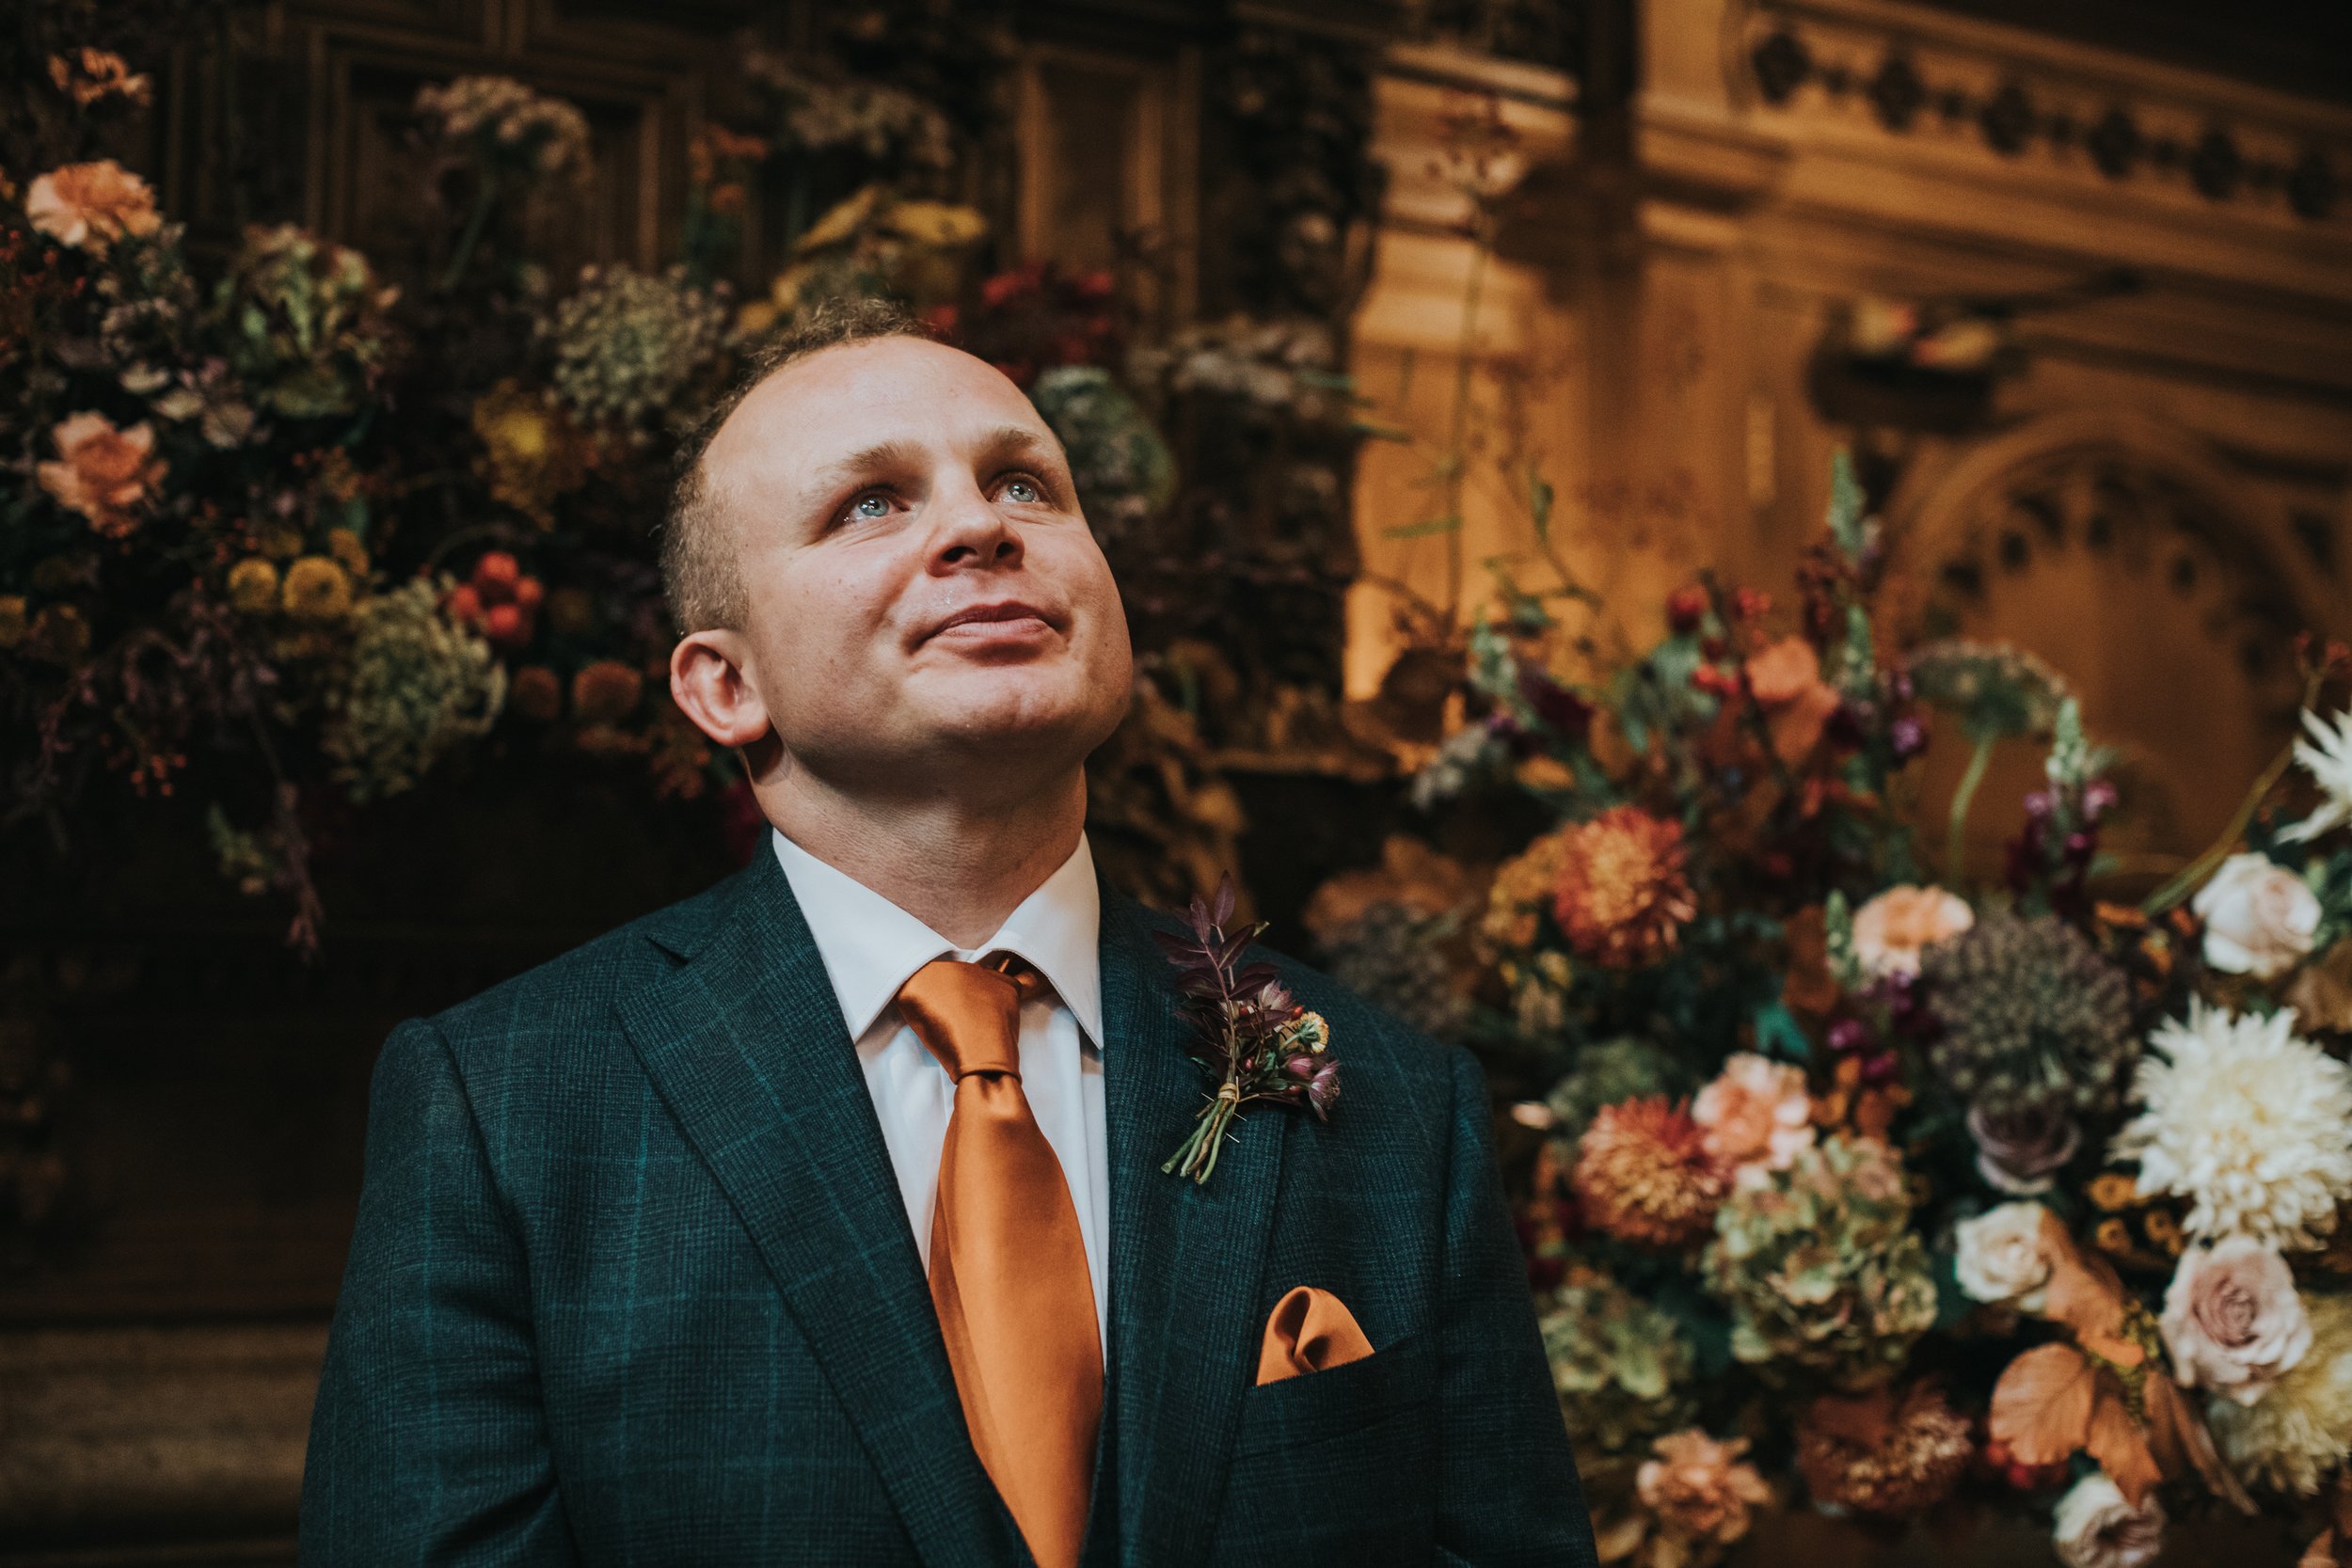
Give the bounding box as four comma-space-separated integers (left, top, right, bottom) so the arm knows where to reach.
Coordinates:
1155, 877, 1339, 1185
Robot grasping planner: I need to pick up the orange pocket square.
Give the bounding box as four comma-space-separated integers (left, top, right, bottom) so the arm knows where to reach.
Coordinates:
1255, 1285, 1375, 1386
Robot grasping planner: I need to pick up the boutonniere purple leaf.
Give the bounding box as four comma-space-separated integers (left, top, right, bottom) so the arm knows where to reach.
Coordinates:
1154, 874, 1339, 1185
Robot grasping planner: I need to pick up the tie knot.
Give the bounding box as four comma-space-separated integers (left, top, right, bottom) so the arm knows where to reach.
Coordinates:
895, 955, 1046, 1081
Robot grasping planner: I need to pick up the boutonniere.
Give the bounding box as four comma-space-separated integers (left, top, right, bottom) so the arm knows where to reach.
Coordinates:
1153, 876, 1340, 1185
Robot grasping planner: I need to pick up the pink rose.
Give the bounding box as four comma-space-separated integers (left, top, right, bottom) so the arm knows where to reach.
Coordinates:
2159, 1237, 2312, 1405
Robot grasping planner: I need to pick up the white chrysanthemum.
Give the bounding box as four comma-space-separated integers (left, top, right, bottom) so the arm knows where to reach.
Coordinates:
2281, 706, 2352, 844
2109, 1002, 2352, 1251
2209, 1293, 2352, 1497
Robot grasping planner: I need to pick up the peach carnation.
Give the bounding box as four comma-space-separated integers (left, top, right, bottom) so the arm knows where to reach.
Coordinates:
1692, 1053, 1814, 1182
37, 411, 165, 537
1745, 636, 1842, 764
1552, 806, 1696, 970
47, 49, 152, 107
1573, 1096, 1727, 1248
1637, 1429, 1774, 1549
24, 159, 161, 252
1852, 885, 1974, 979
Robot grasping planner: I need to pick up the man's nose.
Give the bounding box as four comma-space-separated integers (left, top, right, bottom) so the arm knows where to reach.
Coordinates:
927, 477, 1022, 572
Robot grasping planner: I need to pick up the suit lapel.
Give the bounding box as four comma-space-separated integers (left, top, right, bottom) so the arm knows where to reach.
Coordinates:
617, 853, 1020, 1568
1097, 888, 1287, 1568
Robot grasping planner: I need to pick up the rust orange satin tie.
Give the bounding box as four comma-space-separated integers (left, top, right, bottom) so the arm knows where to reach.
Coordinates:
895, 956, 1101, 1568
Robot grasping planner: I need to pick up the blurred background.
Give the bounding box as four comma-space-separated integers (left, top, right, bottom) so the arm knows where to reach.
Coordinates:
3, 0, 2349, 1563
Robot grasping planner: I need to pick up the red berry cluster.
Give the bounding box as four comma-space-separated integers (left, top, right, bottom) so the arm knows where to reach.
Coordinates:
1978, 1438, 2066, 1492
444, 551, 543, 651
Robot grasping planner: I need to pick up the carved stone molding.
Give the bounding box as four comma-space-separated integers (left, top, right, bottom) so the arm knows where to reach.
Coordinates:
1742, 0, 2350, 228
1889, 408, 2335, 860
1890, 406, 2341, 634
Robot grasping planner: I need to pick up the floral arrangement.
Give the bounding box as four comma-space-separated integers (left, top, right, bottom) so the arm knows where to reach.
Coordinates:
2, 30, 1382, 947
1313, 453, 2352, 1563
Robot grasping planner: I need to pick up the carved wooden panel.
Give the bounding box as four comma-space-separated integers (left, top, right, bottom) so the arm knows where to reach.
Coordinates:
1016, 40, 1201, 323
301, 32, 691, 277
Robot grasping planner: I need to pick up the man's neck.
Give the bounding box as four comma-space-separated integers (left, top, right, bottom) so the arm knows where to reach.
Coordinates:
758, 769, 1088, 949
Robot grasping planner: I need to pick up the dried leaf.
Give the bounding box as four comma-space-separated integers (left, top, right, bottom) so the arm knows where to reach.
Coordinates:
2144, 1374, 2257, 1514
2312, 1476, 2352, 1567
2037, 1210, 2127, 1341
2084, 1384, 2162, 1508
1989, 1343, 2095, 1466
1593, 1513, 1647, 1564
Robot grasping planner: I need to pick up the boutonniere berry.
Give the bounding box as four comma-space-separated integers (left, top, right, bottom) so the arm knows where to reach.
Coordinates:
1154, 876, 1339, 1185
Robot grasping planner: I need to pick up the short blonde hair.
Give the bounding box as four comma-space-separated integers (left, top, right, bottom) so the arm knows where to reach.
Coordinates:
660, 294, 928, 633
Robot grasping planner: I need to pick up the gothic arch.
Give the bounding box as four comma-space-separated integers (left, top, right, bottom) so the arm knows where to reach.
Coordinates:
1889, 408, 2338, 634
1883, 409, 2331, 869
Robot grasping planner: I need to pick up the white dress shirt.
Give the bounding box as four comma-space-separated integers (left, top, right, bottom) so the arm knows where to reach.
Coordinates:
769, 829, 1112, 1354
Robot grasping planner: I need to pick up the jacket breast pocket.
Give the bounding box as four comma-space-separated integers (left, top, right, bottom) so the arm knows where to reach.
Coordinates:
1231, 1323, 1437, 1458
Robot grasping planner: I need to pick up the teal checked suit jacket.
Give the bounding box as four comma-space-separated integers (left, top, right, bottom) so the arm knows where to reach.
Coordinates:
300, 848, 1599, 1565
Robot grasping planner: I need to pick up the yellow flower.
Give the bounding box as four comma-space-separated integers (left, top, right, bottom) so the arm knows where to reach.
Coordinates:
2143, 1210, 2185, 1255
0, 595, 26, 648
327, 530, 369, 576
734, 299, 780, 338
281, 556, 353, 621
2092, 1216, 2133, 1256
1514, 753, 1577, 792
886, 198, 987, 248
226, 558, 279, 613
470, 380, 586, 527
2089, 1173, 2139, 1211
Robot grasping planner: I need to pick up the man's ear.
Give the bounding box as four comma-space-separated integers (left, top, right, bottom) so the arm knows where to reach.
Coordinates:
670, 628, 772, 749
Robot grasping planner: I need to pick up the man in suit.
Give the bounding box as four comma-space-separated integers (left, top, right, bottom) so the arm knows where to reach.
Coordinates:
300, 296, 1598, 1567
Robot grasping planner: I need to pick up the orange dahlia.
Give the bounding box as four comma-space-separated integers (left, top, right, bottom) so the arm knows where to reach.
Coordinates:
1552, 805, 1696, 969
1572, 1096, 1727, 1248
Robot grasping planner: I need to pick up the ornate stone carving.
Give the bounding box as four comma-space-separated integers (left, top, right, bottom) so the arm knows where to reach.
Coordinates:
1745, 3, 2346, 223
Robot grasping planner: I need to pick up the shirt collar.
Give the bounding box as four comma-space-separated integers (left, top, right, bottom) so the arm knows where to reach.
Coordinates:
768, 828, 1104, 1048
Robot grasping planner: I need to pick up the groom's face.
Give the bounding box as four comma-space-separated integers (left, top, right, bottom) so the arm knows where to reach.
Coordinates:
697, 336, 1132, 794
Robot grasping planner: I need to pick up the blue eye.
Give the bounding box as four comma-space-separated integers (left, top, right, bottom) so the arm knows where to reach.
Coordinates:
1004, 478, 1040, 503
851, 493, 891, 519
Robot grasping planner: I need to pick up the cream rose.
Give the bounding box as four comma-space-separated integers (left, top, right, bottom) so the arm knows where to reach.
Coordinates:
2193, 852, 2320, 979
2052, 1473, 2164, 1568
2160, 1237, 2312, 1405
1852, 885, 1974, 979
1953, 1202, 2052, 1313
